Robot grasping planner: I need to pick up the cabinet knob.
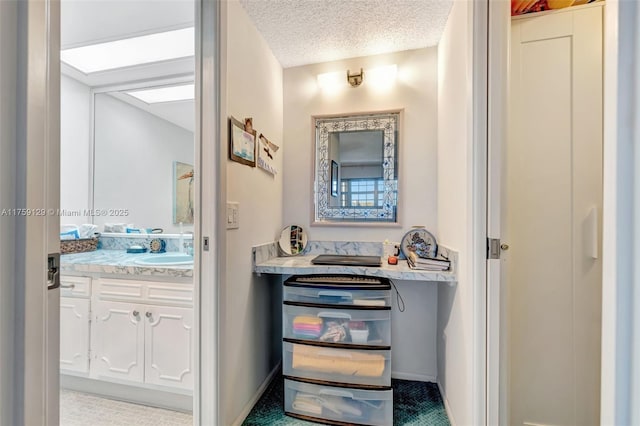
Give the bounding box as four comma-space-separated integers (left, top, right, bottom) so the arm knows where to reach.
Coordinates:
500, 243, 510, 251
146, 312, 152, 318
132, 310, 139, 317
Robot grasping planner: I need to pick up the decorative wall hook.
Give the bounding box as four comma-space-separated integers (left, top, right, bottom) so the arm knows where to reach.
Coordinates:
347, 68, 364, 87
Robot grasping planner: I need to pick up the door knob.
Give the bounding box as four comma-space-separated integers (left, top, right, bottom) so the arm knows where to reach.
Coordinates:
500, 243, 510, 251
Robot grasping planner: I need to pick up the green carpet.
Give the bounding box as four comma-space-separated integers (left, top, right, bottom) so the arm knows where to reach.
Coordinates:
242, 376, 450, 426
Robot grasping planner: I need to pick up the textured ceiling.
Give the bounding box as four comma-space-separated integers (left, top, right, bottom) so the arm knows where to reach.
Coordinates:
238, 0, 452, 68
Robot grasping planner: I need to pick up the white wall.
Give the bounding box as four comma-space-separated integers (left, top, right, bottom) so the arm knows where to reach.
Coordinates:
436, 1, 474, 425
220, 1, 284, 424
0, 1, 17, 423
93, 93, 194, 234
282, 48, 441, 381
60, 75, 91, 225
283, 48, 438, 243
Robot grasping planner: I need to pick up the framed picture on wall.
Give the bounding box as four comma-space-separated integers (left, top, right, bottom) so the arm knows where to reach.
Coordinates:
229, 116, 256, 166
173, 161, 195, 224
330, 160, 339, 197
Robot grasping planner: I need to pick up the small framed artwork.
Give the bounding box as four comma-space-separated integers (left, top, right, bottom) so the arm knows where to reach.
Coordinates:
173, 161, 194, 224
229, 116, 256, 166
330, 160, 339, 197
257, 133, 280, 176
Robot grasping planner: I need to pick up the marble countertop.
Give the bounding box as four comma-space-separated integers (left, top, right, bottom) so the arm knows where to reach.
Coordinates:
61, 250, 193, 278
254, 255, 457, 283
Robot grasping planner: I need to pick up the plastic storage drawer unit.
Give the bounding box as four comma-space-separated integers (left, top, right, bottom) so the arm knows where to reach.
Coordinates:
284, 275, 391, 307
283, 303, 391, 347
284, 378, 393, 426
283, 341, 391, 388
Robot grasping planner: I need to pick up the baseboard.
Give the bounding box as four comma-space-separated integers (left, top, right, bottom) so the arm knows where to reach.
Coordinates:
437, 380, 457, 426
391, 371, 437, 382
231, 362, 282, 426
60, 374, 193, 412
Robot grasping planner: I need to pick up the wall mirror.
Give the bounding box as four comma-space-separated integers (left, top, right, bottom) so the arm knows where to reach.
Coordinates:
92, 80, 195, 234
313, 111, 400, 224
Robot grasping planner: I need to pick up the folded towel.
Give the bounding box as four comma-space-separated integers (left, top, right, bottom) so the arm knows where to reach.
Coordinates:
60, 229, 79, 240
292, 394, 322, 416
293, 316, 323, 326
292, 344, 385, 377
79, 224, 98, 239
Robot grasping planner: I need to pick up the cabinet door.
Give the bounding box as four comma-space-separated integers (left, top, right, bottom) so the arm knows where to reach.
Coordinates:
144, 305, 193, 390
60, 297, 90, 374
90, 300, 144, 383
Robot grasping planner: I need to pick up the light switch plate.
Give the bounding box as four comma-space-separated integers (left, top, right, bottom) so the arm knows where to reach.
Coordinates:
227, 202, 239, 229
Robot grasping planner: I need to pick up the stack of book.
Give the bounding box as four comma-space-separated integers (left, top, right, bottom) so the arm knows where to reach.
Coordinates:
407, 251, 451, 271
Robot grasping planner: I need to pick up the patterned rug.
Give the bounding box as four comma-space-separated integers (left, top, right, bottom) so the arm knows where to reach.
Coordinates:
242, 376, 450, 426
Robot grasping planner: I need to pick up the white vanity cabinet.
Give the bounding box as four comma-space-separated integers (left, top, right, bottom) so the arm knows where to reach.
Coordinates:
89, 278, 194, 391
60, 276, 92, 374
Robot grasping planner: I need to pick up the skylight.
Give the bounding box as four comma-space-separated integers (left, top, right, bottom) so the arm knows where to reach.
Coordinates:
61, 27, 194, 74
125, 84, 195, 104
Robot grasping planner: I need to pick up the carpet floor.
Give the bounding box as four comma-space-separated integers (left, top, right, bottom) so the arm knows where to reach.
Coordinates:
242, 376, 450, 426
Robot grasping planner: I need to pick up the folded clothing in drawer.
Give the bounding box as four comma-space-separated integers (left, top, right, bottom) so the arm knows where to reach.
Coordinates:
292, 315, 323, 339
292, 344, 385, 378
284, 378, 393, 426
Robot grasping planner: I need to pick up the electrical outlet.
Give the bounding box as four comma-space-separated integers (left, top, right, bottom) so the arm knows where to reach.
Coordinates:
227, 202, 239, 229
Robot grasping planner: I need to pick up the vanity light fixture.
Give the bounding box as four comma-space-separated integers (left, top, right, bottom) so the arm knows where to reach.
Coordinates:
125, 83, 195, 104
318, 65, 397, 92
347, 68, 364, 87
61, 27, 194, 74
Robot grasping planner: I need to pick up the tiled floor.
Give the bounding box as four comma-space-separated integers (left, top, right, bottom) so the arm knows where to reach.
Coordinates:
60, 389, 193, 426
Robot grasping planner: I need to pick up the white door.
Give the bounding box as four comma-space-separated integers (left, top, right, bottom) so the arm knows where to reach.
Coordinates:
144, 305, 194, 390
506, 5, 603, 426
60, 297, 91, 374
3, 0, 62, 424
91, 300, 145, 383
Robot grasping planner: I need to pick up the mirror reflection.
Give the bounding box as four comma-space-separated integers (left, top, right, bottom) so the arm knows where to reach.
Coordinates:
92, 83, 195, 233
314, 112, 399, 223
278, 225, 308, 256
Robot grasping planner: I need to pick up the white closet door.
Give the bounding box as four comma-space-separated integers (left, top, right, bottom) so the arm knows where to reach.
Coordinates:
507, 5, 602, 426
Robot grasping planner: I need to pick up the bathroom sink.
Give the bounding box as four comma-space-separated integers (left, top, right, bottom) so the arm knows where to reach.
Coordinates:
134, 253, 193, 266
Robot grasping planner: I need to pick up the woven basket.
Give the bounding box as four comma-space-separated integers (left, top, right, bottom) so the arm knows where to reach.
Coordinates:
60, 237, 99, 254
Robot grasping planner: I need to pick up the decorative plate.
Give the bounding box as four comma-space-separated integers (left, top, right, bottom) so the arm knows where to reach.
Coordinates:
400, 228, 438, 259
149, 238, 166, 253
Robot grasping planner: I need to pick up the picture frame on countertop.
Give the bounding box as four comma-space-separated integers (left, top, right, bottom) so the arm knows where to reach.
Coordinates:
229, 116, 256, 167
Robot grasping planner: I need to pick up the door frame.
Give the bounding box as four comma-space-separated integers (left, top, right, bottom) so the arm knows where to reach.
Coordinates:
485, 1, 636, 424
196, 0, 222, 424
2, 0, 221, 424
7, 0, 62, 424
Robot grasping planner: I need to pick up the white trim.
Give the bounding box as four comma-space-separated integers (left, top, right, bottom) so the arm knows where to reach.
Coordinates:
601, 1, 633, 425
60, 375, 193, 412
472, 1, 489, 425
0, 1, 18, 422
438, 381, 458, 426
230, 363, 282, 426
486, 1, 511, 425
196, 0, 222, 424
391, 371, 437, 383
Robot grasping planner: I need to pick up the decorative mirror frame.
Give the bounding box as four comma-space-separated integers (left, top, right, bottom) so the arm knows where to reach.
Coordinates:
312, 110, 401, 225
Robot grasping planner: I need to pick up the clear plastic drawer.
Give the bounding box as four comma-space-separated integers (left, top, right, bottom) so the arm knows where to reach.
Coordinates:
283, 341, 391, 388
284, 378, 393, 426
283, 304, 391, 347
283, 286, 391, 307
